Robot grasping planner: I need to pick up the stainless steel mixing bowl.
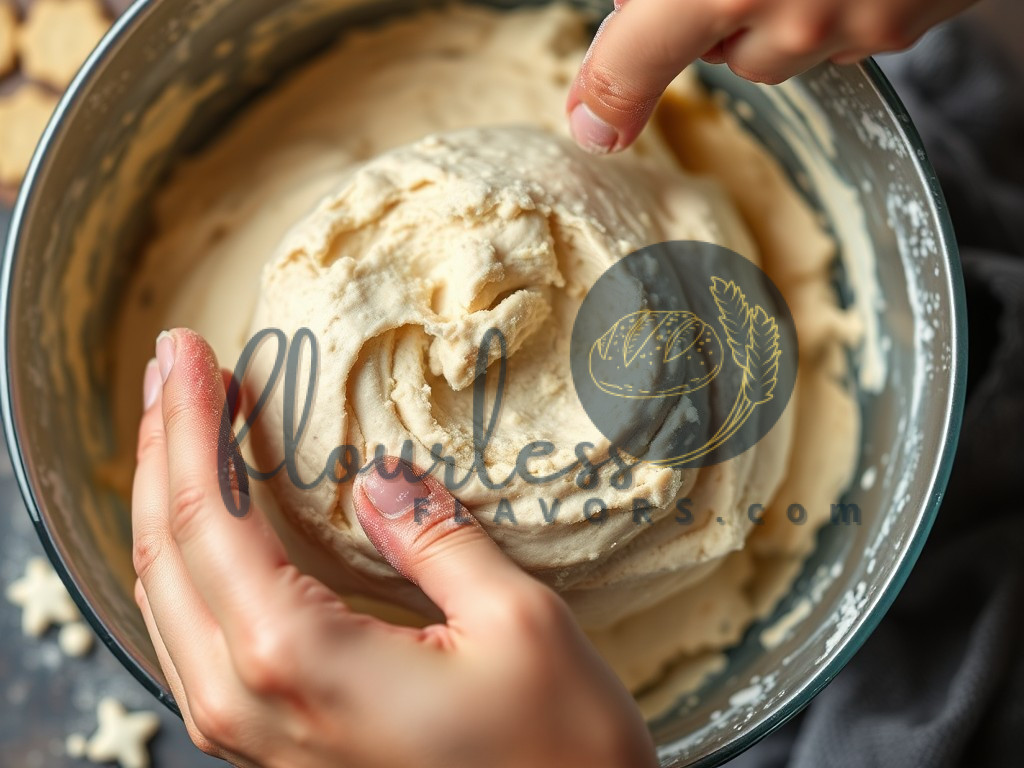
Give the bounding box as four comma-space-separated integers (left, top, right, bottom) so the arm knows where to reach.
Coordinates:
0, 0, 966, 764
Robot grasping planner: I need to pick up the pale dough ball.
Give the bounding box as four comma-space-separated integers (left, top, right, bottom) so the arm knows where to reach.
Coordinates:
17, 0, 109, 89
0, 83, 59, 185
0, 2, 16, 78
58, 621, 95, 657
65, 733, 87, 759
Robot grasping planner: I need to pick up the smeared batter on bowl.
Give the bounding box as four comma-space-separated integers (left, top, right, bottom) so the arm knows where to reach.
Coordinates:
108, 4, 860, 708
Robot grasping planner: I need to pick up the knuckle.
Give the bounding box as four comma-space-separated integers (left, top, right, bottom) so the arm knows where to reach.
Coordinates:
135, 423, 164, 465
779, 20, 832, 55
161, 393, 194, 438
406, 505, 479, 561
489, 583, 570, 637
417, 521, 465, 556
277, 713, 319, 756
581, 62, 657, 119
236, 627, 298, 696
189, 689, 239, 751
281, 565, 338, 608
520, 585, 572, 629
132, 531, 164, 582
168, 485, 209, 545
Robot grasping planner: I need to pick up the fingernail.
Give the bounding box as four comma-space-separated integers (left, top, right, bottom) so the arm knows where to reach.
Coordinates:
569, 102, 619, 154
142, 358, 161, 409
155, 331, 175, 383
362, 463, 428, 520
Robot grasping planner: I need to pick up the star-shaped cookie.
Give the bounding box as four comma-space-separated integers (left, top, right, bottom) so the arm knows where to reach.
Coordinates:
85, 698, 161, 768
5, 556, 80, 635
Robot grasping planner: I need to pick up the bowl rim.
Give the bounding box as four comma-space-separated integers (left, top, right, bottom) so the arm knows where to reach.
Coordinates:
0, 0, 184, 715
0, 0, 968, 761
677, 57, 968, 767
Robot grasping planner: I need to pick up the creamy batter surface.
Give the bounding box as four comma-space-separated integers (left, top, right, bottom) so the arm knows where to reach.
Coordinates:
109, 4, 860, 704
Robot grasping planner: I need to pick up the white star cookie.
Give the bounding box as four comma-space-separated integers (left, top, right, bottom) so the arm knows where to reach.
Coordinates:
5, 556, 80, 635
85, 698, 160, 768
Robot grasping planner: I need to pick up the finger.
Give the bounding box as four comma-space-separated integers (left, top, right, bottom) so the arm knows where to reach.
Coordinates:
134, 579, 222, 759
721, 11, 842, 84
132, 358, 224, 684
156, 329, 387, 668
721, 33, 828, 85
844, 1, 968, 55
136, 579, 267, 768
154, 330, 298, 621
567, 0, 736, 152
354, 457, 537, 632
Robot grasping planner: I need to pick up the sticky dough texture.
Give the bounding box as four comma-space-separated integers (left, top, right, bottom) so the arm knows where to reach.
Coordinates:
247, 122, 787, 631
114, 5, 860, 694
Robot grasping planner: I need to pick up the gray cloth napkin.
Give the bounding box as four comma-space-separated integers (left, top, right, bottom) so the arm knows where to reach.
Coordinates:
732, 15, 1024, 768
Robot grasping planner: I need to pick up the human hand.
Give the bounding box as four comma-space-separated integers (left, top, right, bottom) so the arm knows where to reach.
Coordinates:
567, 0, 978, 153
131, 328, 658, 768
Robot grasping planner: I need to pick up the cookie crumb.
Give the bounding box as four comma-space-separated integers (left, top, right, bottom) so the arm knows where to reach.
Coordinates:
18, 0, 109, 89
66, 732, 88, 759
59, 621, 95, 657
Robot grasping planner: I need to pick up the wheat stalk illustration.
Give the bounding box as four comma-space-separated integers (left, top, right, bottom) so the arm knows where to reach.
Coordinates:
711, 277, 753, 370
743, 305, 781, 406
655, 278, 782, 467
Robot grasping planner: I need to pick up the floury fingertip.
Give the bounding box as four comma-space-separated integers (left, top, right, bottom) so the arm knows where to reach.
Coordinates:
569, 102, 619, 154
142, 359, 160, 410
155, 331, 175, 383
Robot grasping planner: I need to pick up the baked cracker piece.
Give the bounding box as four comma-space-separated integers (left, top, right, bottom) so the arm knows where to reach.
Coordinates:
18, 0, 109, 89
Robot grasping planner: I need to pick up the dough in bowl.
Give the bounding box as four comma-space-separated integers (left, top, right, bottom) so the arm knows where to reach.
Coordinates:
109, 4, 861, 702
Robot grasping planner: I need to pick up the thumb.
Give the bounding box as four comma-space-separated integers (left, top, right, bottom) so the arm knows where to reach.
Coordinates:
567, 2, 728, 153
354, 457, 532, 624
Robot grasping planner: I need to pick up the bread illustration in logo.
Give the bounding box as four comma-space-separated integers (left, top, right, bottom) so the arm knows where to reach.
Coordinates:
589, 310, 724, 399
